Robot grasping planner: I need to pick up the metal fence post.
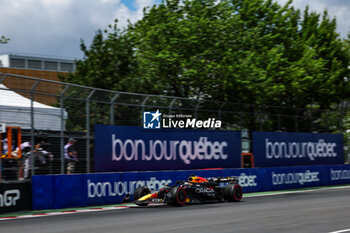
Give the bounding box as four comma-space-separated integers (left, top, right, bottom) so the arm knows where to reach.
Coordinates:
277, 114, 281, 131
30, 81, 39, 177
259, 114, 263, 131
194, 100, 199, 119
218, 103, 226, 121
86, 89, 95, 173
110, 93, 120, 125
0, 73, 7, 84
141, 96, 149, 125
60, 85, 70, 174
169, 98, 176, 114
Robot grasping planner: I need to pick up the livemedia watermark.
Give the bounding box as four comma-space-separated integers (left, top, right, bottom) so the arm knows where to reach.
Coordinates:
143, 110, 221, 129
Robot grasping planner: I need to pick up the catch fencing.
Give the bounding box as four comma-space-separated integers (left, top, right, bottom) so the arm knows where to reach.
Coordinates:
0, 72, 348, 180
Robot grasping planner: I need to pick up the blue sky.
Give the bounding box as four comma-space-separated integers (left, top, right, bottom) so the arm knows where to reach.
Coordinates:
122, 0, 162, 11
121, 0, 138, 11
0, 0, 348, 60
0, 0, 160, 59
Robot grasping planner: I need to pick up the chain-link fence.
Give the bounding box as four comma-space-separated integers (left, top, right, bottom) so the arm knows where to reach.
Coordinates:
0, 72, 349, 180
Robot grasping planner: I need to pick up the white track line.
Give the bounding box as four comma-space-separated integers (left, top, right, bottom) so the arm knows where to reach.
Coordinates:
0, 206, 130, 221
245, 185, 350, 198
329, 229, 350, 233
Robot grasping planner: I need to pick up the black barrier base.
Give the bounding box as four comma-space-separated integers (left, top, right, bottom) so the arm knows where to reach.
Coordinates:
0, 180, 32, 214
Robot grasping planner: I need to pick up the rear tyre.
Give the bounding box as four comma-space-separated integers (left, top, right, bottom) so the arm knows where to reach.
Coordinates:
168, 186, 186, 206
224, 183, 242, 202
134, 186, 151, 206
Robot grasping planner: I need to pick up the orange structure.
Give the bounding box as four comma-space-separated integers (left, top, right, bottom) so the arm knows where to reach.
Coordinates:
0, 126, 22, 159
241, 153, 254, 168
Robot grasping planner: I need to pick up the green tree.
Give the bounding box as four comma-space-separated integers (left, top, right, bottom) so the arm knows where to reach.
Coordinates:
128, 0, 350, 131
61, 0, 350, 133
59, 22, 142, 131
61, 21, 138, 91
0, 36, 10, 44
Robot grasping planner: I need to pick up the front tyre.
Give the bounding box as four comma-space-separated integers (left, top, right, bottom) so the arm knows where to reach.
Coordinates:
224, 184, 243, 202
168, 186, 186, 206
134, 186, 151, 206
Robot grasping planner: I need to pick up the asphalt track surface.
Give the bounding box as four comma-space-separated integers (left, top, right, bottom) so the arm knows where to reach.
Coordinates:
1, 188, 350, 233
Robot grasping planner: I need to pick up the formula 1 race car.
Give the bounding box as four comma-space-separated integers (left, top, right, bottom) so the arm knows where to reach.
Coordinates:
133, 175, 243, 206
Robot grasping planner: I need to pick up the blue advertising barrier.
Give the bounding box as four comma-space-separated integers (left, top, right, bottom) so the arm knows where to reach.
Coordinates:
94, 125, 242, 172
253, 132, 344, 167
32, 164, 350, 210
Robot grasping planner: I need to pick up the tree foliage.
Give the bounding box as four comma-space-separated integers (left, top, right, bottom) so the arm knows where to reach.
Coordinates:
60, 0, 350, 132
62, 22, 138, 92
0, 35, 10, 44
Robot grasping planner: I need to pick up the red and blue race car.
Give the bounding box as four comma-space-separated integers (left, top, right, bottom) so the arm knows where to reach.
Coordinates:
133, 175, 243, 206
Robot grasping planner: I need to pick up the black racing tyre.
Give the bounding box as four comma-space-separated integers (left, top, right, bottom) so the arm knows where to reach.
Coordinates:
224, 183, 243, 202
168, 186, 186, 206
134, 186, 151, 206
